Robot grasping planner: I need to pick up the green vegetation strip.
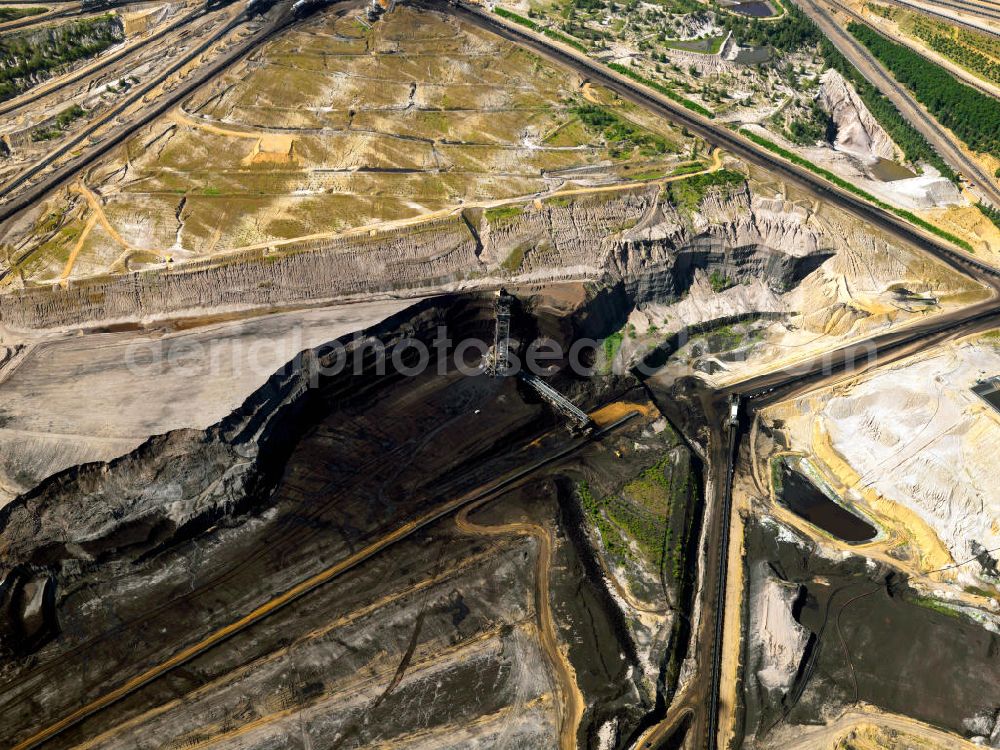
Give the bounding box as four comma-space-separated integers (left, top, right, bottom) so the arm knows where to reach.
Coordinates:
0, 13, 123, 102
484, 204, 523, 223
849, 21, 1000, 157
493, 7, 588, 53
0, 7, 46, 22
741, 129, 973, 251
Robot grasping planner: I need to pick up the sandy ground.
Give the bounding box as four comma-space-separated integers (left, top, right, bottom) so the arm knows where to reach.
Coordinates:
0, 299, 415, 502
761, 331, 1000, 595
717, 480, 749, 750
766, 703, 988, 749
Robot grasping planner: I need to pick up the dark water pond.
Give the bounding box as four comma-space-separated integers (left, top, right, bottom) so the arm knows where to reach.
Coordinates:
973, 379, 1000, 411
778, 463, 876, 542
730, 1, 777, 17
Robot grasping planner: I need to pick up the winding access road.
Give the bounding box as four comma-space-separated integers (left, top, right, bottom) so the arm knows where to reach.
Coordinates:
0, 1, 295, 235
6, 409, 639, 750
436, 5, 1000, 750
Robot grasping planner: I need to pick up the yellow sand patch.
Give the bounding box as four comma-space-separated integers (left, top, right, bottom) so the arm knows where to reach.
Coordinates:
919, 204, 1000, 262
810, 418, 954, 573
588, 400, 659, 427
242, 135, 296, 166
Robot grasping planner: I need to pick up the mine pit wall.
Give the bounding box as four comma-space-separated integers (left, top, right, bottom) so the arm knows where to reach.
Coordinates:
0, 184, 833, 333
0, 294, 499, 585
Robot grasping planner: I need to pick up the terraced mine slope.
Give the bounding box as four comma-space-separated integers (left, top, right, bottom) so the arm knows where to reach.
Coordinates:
1, 5, 692, 284
0, 2, 999, 750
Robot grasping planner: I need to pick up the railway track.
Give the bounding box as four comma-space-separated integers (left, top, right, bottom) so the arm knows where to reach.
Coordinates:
440, 0, 1000, 285
798, 0, 1000, 208
0, 3, 299, 280
0, 5, 208, 119
838, 0, 1000, 101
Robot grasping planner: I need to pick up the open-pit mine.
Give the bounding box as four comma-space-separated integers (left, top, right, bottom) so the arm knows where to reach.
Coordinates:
0, 0, 999, 749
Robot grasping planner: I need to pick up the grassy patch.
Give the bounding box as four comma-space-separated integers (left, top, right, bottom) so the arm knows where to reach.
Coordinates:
623, 454, 673, 513
627, 168, 667, 181
666, 168, 745, 211
709, 270, 734, 293
0, 7, 46, 22
907, 595, 965, 620
485, 203, 524, 222
602, 330, 624, 367
501, 243, 527, 273
670, 161, 707, 176
965, 585, 996, 599
573, 103, 671, 157
740, 128, 972, 251
770, 457, 784, 496
544, 194, 574, 208
578, 450, 696, 594
708, 324, 744, 348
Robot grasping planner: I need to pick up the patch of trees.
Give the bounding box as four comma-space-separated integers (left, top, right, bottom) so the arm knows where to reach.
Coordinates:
0, 14, 123, 102
573, 103, 672, 157
31, 104, 86, 141
786, 100, 833, 146
909, 18, 1000, 88
666, 168, 746, 210
849, 22, 1000, 157
716, 3, 822, 52
979, 202, 1000, 231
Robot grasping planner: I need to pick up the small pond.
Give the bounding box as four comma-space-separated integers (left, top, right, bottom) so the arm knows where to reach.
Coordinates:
777, 462, 876, 542
870, 157, 917, 182
729, 1, 777, 17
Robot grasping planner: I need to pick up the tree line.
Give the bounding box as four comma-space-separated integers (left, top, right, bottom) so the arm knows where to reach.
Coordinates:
0, 14, 123, 103
850, 21, 1000, 158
